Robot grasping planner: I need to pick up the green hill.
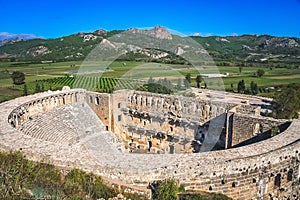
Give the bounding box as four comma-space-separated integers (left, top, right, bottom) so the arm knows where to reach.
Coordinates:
0, 27, 299, 66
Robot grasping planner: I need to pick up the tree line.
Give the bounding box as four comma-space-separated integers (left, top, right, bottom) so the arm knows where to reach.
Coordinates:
234, 80, 259, 95
271, 83, 300, 119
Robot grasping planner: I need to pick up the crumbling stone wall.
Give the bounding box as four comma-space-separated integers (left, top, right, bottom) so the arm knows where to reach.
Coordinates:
107, 90, 288, 154
8, 89, 86, 128
234, 104, 261, 115
228, 113, 289, 147
85, 91, 111, 131
109, 90, 233, 153
182, 145, 300, 199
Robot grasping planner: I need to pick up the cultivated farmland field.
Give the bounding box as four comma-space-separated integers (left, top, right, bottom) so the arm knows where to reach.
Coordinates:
1, 60, 300, 102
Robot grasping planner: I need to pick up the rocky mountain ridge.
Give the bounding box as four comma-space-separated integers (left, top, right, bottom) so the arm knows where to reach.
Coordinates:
0, 37, 23, 46
259, 37, 299, 49
127, 26, 172, 40
0, 26, 299, 64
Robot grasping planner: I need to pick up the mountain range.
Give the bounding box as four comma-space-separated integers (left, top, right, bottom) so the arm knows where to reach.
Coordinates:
0, 26, 299, 65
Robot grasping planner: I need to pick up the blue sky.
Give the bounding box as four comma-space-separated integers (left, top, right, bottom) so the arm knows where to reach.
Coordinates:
0, 0, 299, 39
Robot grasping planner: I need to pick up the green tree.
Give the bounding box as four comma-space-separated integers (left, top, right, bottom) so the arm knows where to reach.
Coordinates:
271, 83, 300, 119
35, 83, 41, 93
250, 81, 258, 95
141, 82, 172, 94
230, 83, 234, 92
63, 168, 117, 199
185, 73, 191, 84
256, 69, 265, 77
176, 78, 182, 90
11, 71, 25, 85
184, 79, 190, 89
162, 78, 172, 91
237, 80, 245, 93
239, 66, 243, 74
41, 83, 45, 92
271, 127, 280, 137
148, 76, 155, 84
23, 84, 28, 96
196, 75, 202, 88
151, 179, 179, 200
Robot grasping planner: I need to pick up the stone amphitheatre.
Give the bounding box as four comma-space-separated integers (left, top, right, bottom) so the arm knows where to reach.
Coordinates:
0, 86, 299, 199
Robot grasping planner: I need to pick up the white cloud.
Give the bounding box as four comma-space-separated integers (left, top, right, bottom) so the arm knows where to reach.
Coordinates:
0, 32, 45, 41
190, 32, 213, 37
190, 32, 241, 37
229, 33, 239, 36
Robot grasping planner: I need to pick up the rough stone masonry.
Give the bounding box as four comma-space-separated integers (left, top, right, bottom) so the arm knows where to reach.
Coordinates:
0, 88, 299, 199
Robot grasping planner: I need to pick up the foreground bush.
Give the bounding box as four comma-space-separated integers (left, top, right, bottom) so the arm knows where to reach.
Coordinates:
0, 151, 145, 199
150, 179, 231, 200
